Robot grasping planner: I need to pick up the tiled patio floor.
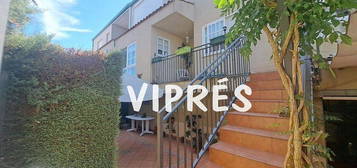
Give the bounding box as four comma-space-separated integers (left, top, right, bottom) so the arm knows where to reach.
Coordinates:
116, 131, 212, 168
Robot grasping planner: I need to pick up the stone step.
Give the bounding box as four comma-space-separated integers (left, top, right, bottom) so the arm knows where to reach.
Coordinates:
196, 159, 222, 168
235, 100, 288, 114
227, 112, 289, 132
247, 80, 284, 90
219, 125, 288, 155
249, 89, 288, 100
250, 71, 281, 81
209, 142, 284, 168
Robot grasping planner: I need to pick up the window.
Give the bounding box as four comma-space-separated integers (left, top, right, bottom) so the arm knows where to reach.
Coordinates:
157, 37, 169, 57
97, 40, 103, 50
106, 33, 110, 42
124, 43, 137, 76
202, 19, 225, 44
202, 19, 226, 55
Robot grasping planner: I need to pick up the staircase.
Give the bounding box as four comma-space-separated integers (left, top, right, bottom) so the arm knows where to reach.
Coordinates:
198, 71, 289, 168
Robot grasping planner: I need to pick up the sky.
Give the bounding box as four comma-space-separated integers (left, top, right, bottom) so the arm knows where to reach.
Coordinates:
26, 0, 132, 50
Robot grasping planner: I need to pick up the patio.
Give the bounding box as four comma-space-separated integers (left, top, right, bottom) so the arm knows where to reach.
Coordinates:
116, 131, 218, 168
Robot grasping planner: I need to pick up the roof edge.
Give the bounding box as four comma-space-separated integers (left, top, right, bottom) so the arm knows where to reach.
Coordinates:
92, 0, 138, 41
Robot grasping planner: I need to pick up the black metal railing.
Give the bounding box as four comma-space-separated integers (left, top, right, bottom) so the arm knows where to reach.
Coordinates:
156, 37, 250, 168
152, 42, 226, 84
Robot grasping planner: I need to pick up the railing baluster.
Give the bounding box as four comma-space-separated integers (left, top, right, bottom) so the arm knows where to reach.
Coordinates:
176, 108, 180, 168
156, 37, 249, 168
183, 100, 187, 168
189, 103, 194, 168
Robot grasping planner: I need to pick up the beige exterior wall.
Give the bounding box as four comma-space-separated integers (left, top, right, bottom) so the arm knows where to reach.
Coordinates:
193, 0, 275, 74
319, 67, 357, 91
100, 41, 115, 55
152, 27, 185, 56
112, 24, 128, 39
97, 0, 325, 82
93, 25, 112, 51
111, 1, 193, 82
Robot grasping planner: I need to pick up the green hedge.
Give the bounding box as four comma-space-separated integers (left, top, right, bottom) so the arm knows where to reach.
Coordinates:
1, 34, 123, 168
27, 86, 119, 168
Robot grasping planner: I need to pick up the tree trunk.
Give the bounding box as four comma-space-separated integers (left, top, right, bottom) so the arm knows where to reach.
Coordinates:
263, 15, 305, 168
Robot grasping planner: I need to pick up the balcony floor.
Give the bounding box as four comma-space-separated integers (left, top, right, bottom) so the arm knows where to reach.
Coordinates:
116, 131, 213, 168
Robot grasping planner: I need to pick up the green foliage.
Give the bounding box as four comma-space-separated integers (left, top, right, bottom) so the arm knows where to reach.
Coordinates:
1, 34, 124, 168
26, 87, 119, 168
7, 0, 38, 33
214, 0, 357, 167
215, 0, 357, 67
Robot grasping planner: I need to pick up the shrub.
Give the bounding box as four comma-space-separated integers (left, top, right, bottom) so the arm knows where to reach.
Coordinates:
1, 34, 124, 168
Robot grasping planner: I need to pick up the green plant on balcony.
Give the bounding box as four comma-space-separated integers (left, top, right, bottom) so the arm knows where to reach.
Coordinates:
210, 35, 226, 45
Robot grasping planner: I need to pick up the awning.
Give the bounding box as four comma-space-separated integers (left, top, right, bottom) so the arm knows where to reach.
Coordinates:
119, 74, 164, 102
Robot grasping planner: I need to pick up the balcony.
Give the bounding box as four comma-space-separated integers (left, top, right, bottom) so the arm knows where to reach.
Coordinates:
152, 39, 226, 84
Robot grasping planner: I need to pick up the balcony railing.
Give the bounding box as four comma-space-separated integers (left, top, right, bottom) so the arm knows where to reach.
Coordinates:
152, 41, 226, 84
156, 37, 250, 168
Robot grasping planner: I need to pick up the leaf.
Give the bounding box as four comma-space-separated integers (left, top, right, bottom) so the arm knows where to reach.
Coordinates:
329, 33, 338, 43
316, 37, 323, 46
332, 19, 340, 27
213, 0, 221, 6
340, 34, 352, 45
218, 0, 227, 8
341, 0, 357, 9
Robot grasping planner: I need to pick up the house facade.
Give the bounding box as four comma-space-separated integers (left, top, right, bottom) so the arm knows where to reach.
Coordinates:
93, 0, 279, 83
93, 1, 357, 168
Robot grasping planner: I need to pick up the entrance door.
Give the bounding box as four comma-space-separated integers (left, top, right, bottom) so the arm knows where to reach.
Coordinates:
324, 100, 357, 168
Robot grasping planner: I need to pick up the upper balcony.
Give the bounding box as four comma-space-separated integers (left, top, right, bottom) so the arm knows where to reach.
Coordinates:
151, 36, 228, 84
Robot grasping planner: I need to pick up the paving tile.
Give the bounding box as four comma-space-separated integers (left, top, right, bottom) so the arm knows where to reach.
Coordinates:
117, 131, 197, 168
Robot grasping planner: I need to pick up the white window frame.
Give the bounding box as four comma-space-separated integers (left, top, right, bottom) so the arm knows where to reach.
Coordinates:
201, 18, 226, 56
201, 18, 225, 45
124, 42, 137, 75
156, 36, 170, 57
106, 32, 110, 42
97, 39, 103, 50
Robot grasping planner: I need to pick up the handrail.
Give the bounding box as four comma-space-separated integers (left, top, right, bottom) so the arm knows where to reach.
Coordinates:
192, 96, 237, 167
156, 36, 249, 168
152, 42, 221, 63
151, 41, 227, 84
159, 37, 244, 121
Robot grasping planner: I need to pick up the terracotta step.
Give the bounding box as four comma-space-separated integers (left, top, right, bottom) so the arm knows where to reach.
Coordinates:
219, 125, 288, 155
250, 71, 281, 81
209, 142, 284, 168
227, 112, 289, 132
196, 160, 222, 168
235, 100, 288, 114
247, 80, 284, 90
249, 89, 288, 100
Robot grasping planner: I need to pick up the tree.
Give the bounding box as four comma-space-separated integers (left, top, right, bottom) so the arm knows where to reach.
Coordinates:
7, 0, 37, 33
214, 0, 357, 167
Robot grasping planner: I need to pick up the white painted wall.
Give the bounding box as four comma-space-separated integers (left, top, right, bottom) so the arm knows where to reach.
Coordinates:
132, 0, 164, 26
93, 25, 112, 51
0, 0, 10, 71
